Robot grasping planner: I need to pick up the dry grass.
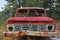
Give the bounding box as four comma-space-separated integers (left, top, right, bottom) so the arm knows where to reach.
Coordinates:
0, 25, 13, 40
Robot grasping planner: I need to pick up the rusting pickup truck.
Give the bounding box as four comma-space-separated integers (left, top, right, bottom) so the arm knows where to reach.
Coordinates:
4, 7, 57, 40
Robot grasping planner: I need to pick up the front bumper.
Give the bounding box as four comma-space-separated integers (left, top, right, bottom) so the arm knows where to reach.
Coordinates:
3, 31, 26, 37
26, 32, 57, 37
3, 31, 57, 37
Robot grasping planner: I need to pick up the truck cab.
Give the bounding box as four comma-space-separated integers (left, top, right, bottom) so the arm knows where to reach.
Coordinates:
4, 7, 56, 40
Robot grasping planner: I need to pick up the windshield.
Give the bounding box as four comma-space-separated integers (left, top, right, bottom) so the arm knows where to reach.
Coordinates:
18, 9, 44, 17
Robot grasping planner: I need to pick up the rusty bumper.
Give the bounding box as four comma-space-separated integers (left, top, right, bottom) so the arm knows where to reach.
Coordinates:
26, 32, 57, 37
3, 32, 57, 37
4, 32, 26, 37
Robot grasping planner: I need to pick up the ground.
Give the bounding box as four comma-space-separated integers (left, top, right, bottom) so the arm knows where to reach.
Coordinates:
0, 25, 13, 40
0, 21, 60, 40
55, 21, 60, 36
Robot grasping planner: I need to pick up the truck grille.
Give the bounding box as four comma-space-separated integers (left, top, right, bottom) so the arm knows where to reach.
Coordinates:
14, 24, 46, 32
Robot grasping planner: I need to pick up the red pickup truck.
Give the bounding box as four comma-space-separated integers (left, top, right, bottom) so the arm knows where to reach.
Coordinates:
4, 7, 57, 40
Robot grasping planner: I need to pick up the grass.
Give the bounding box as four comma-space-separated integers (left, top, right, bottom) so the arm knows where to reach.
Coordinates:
0, 27, 12, 40
0, 19, 13, 40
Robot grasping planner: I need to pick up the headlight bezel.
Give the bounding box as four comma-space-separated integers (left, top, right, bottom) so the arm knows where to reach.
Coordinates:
6, 24, 15, 32
45, 24, 55, 32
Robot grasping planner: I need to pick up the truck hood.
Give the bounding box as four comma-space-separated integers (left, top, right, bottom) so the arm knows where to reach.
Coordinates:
7, 17, 53, 21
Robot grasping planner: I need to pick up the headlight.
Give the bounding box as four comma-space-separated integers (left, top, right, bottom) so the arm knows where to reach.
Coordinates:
6, 25, 15, 32
45, 24, 54, 31
8, 26, 13, 31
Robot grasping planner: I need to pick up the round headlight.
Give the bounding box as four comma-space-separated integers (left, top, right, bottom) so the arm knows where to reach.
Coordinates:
6, 25, 15, 31
8, 27, 13, 31
45, 25, 54, 31
48, 26, 52, 30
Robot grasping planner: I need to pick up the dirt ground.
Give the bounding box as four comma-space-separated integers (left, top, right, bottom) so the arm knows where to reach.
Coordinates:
56, 21, 60, 30
55, 21, 60, 36
0, 21, 60, 40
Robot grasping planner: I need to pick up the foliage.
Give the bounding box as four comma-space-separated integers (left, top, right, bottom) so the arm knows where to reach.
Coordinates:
0, 0, 60, 22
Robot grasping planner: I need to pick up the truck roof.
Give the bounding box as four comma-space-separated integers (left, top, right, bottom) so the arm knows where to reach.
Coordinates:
17, 7, 45, 11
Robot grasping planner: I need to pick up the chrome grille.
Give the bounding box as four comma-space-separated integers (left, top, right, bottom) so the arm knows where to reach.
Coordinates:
14, 24, 21, 31
29, 24, 46, 31
14, 24, 46, 32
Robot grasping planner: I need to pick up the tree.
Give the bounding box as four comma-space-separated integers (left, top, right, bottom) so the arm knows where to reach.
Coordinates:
0, 0, 60, 21
1, 0, 43, 18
